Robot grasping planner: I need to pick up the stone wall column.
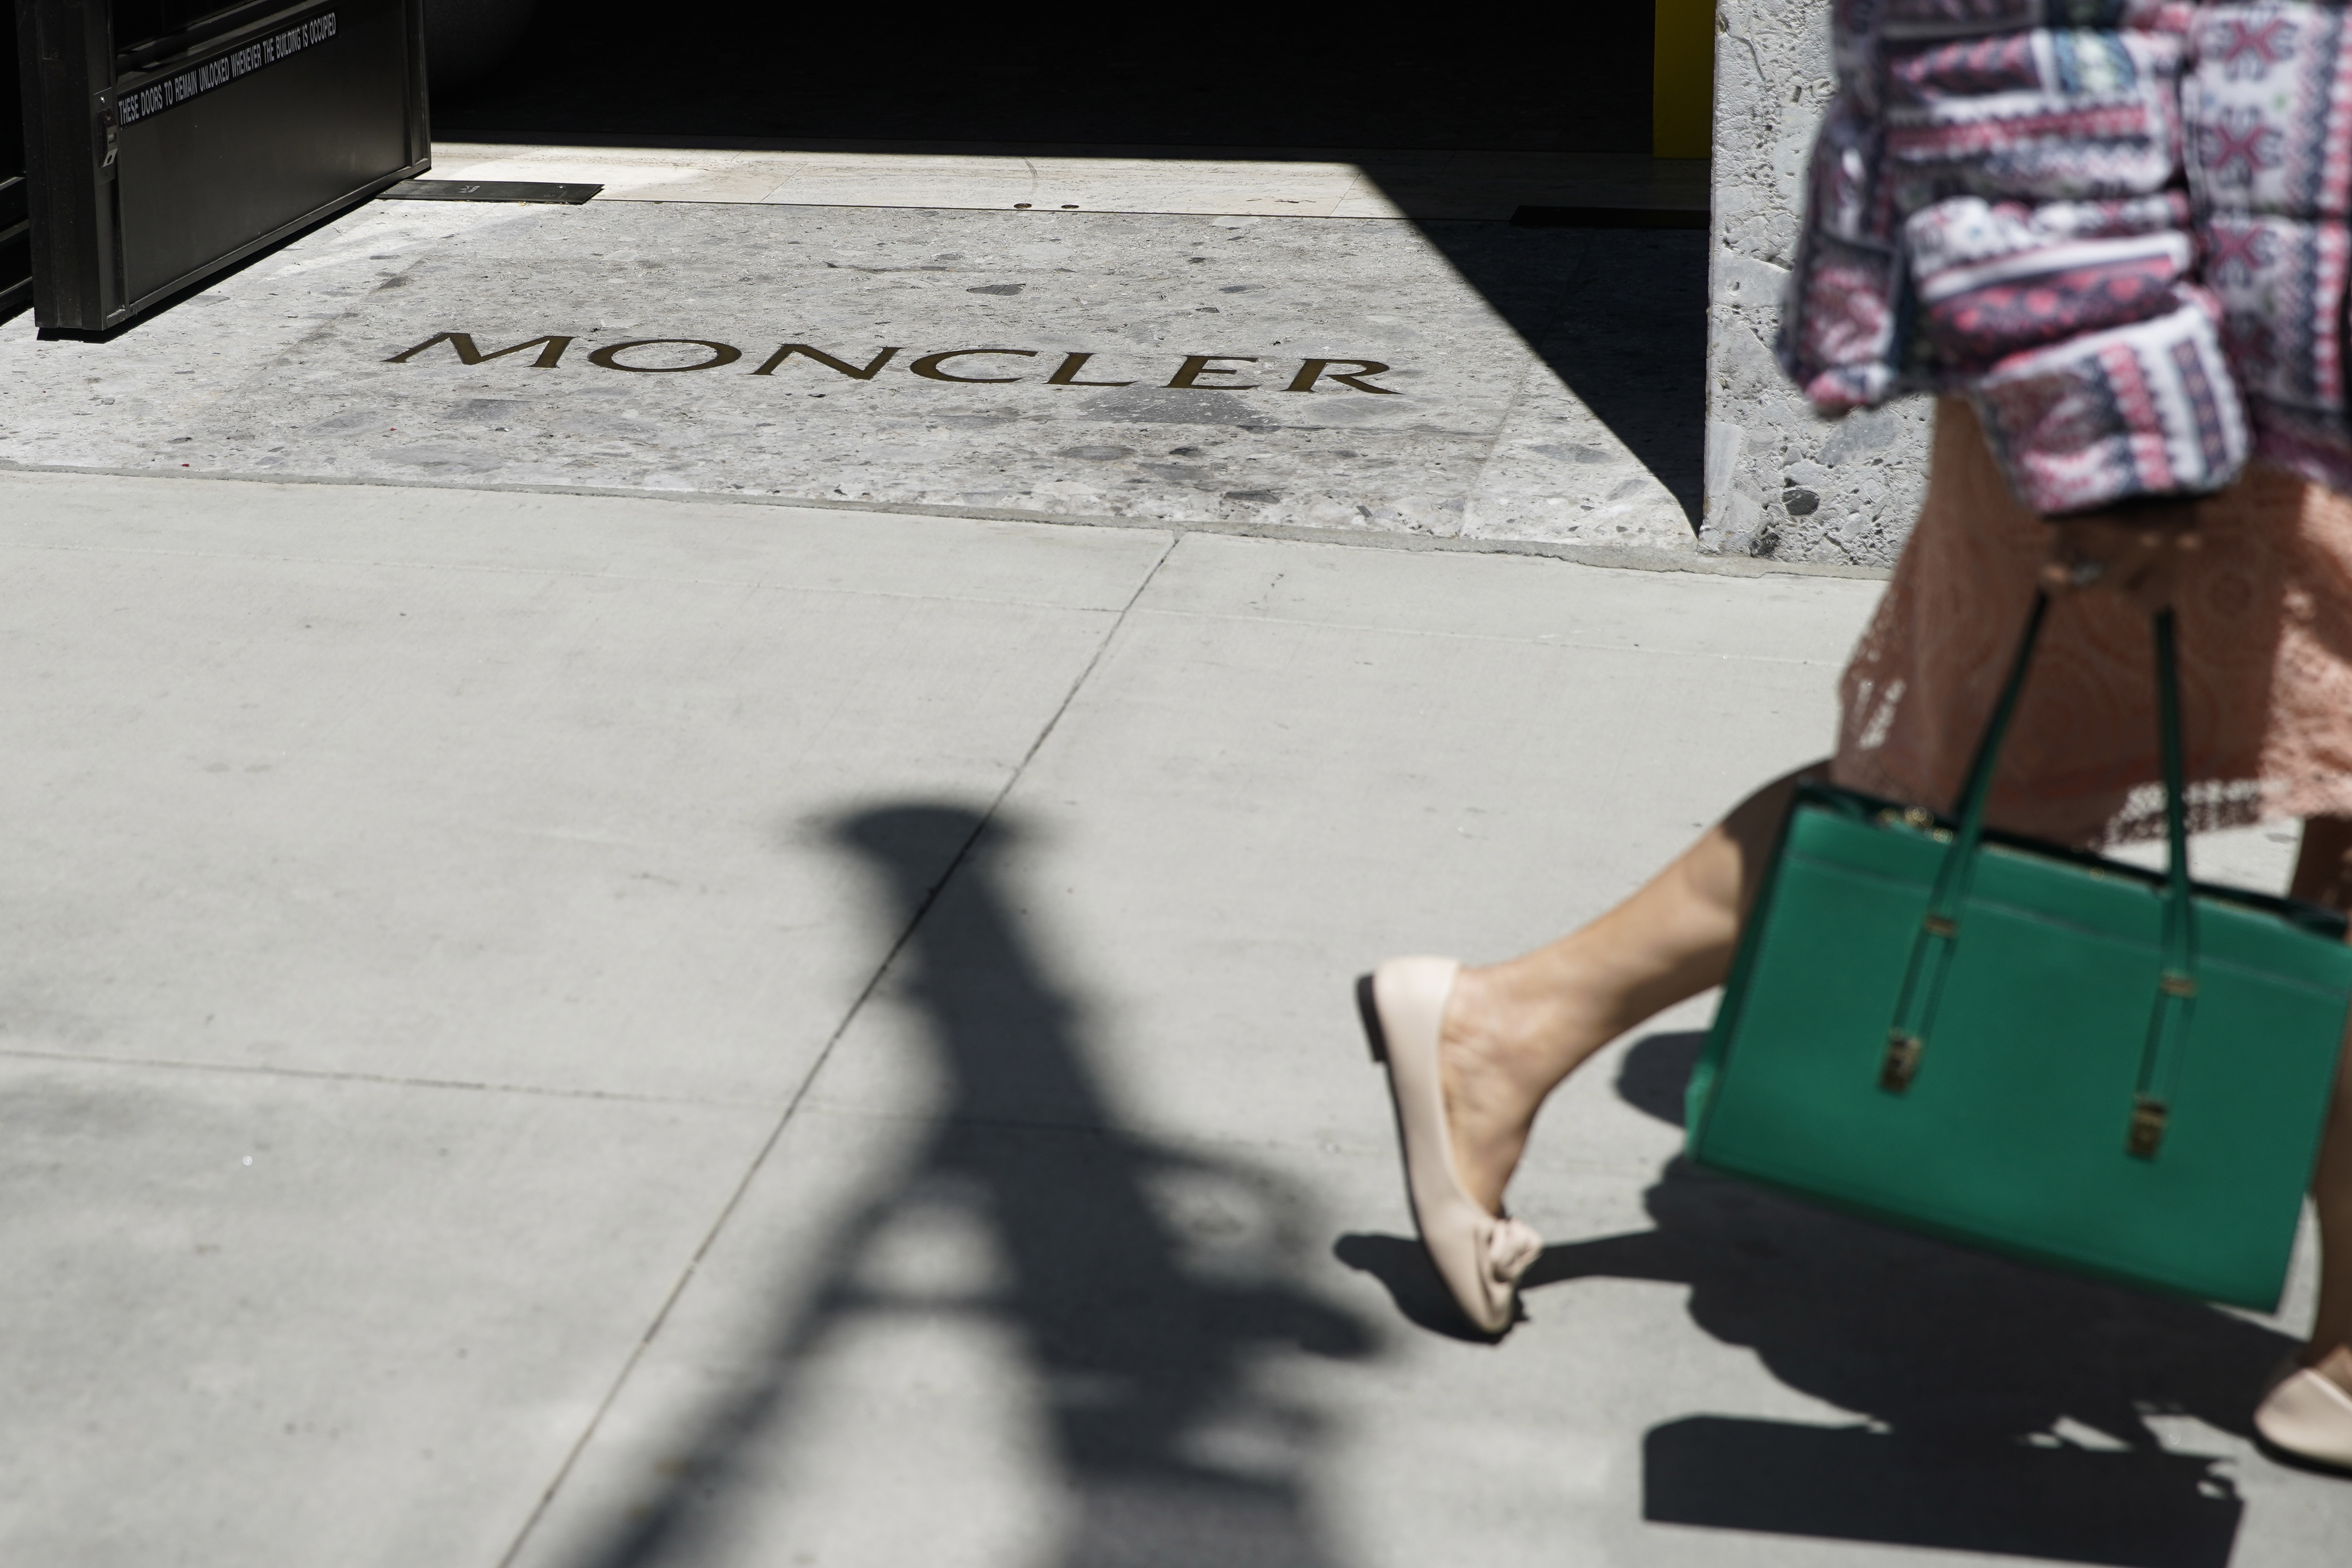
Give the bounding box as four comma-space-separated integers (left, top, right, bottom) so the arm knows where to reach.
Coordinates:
1702, 0, 1929, 567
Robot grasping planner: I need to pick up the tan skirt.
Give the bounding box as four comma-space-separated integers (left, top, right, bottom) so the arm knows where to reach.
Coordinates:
1831, 398, 2352, 846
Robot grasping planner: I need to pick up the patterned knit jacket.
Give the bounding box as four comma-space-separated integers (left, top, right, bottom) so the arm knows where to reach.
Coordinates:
1779, 0, 2352, 516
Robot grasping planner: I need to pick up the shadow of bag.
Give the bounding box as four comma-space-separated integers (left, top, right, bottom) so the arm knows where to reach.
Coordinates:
1686, 596, 2352, 1310
1643, 1414, 2242, 1568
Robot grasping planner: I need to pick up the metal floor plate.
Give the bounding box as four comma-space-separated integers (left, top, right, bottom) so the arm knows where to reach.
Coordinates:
382, 178, 603, 205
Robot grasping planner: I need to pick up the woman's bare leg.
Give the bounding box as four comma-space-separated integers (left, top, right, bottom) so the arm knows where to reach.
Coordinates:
1437, 762, 1821, 1214
2289, 816, 2352, 1396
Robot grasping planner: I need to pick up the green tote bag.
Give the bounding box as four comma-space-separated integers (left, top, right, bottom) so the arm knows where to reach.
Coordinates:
1686, 597, 2352, 1310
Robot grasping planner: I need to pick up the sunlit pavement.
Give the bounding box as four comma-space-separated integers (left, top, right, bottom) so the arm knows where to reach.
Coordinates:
0, 155, 1705, 556
1, 461, 2344, 1568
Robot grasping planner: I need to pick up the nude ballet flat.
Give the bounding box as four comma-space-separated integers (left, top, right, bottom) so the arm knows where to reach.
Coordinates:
2256, 1366, 2352, 1474
1358, 956, 1542, 1337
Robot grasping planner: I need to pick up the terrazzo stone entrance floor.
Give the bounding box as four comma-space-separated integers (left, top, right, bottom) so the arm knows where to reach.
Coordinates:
0, 153, 1704, 556
3, 466, 2345, 1568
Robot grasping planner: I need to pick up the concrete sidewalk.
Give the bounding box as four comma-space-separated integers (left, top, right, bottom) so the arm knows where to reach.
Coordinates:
0, 467, 2341, 1568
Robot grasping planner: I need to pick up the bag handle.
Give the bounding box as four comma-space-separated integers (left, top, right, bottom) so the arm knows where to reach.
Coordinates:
2135, 609, 2197, 1156
1878, 593, 2051, 1093
1878, 594, 2196, 1160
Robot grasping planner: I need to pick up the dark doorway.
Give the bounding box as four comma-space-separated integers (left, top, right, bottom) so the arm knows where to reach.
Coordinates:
425, 3, 1705, 525
0, 12, 29, 322
431, 4, 1652, 154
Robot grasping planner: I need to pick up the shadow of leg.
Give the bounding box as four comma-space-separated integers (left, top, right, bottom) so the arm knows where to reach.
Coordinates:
837, 806, 1379, 1568
554, 804, 1376, 1568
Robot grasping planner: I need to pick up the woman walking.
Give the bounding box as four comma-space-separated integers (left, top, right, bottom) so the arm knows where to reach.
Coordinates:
1363, 0, 2352, 1468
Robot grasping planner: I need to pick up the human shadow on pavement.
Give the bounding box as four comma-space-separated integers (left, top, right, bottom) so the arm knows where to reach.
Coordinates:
1342, 1029, 2300, 1568
561, 804, 1373, 1568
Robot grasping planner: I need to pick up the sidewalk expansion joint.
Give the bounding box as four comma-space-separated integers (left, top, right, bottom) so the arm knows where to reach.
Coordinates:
0, 534, 1160, 615
1130, 604, 1864, 662
0, 460, 1892, 582
0, 1044, 739, 1107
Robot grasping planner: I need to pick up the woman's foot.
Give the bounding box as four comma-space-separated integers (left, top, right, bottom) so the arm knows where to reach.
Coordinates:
1392, 768, 1800, 1217
1436, 960, 1608, 1215
2257, 1347, 2352, 1474
1360, 958, 1544, 1336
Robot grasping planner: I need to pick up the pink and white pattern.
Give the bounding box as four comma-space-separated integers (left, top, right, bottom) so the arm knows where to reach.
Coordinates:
1780, 0, 2352, 513
1907, 194, 2195, 371
1973, 295, 2249, 511
2184, 3, 2352, 215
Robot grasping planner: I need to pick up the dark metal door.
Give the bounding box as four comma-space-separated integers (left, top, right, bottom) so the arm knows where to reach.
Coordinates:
1, 12, 29, 321
13, 0, 429, 334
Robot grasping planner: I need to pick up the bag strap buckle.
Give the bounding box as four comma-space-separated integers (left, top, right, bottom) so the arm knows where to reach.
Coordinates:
1881, 1031, 1923, 1093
